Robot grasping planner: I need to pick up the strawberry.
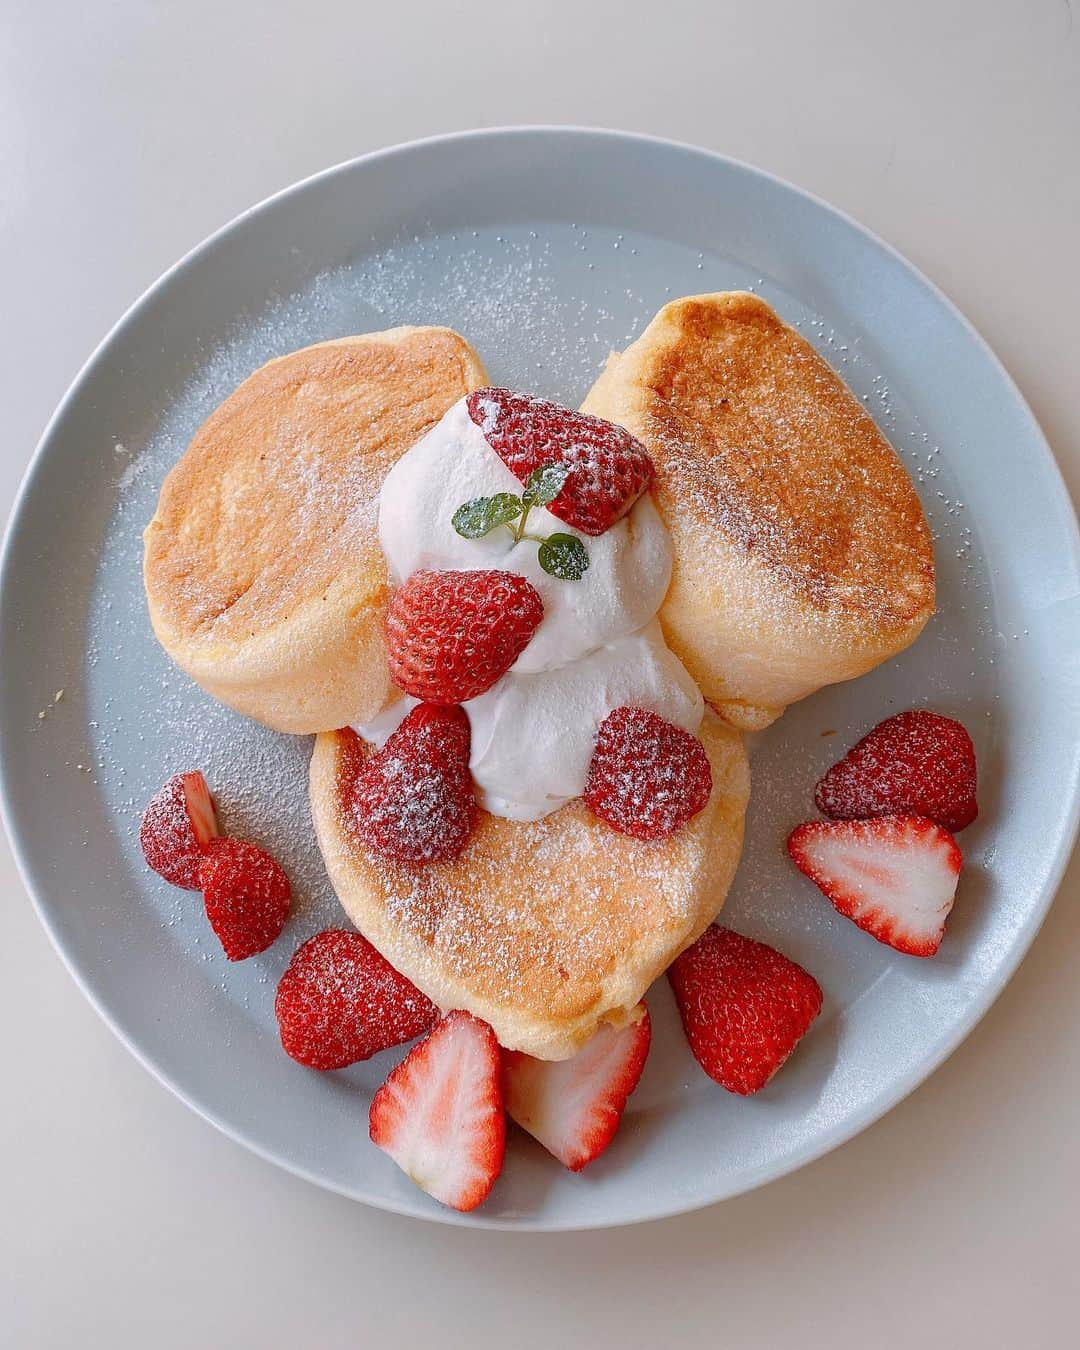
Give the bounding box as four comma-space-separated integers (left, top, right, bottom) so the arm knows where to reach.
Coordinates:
668, 925, 823, 1095
815, 710, 978, 832
275, 929, 438, 1070
502, 1004, 651, 1171
139, 771, 219, 889
197, 837, 291, 960
585, 705, 712, 840
386, 569, 544, 704
788, 815, 962, 957
350, 704, 476, 865
467, 387, 656, 536
369, 1010, 505, 1212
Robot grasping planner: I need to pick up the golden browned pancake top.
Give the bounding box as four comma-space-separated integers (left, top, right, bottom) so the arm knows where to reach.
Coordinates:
637, 293, 933, 624
145, 327, 480, 644
313, 720, 749, 1055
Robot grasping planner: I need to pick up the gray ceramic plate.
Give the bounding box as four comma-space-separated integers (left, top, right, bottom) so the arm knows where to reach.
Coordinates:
2, 128, 1078, 1230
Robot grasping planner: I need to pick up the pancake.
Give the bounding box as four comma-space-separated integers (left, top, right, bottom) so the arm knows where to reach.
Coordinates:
144, 327, 487, 733
310, 714, 750, 1060
581, 293, 935, 730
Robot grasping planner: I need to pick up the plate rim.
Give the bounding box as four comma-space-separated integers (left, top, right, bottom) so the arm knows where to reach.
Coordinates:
3, 124, 1079, 1231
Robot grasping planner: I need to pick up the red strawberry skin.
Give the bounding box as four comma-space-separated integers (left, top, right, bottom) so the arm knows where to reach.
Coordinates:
369, 1010, 505, 1213
815, 710, 978, 833
585, 705, 712, 840
198, 837, 291, 961
275, 929, 439, 1070
467, 387, 656, 536
788, 815, 962, 958
503, 1005, 651, 1171
139, 771, 219, 889
668, 926, 823, 1095
350, 704, 476, 866
386, 568, 543, 704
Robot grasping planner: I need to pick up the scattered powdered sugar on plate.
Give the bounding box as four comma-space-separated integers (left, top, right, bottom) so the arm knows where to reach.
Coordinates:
81, 220, 998, 1031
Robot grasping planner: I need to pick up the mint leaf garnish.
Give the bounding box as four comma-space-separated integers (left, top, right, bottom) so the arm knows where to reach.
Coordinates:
537, 532, 590, 580
450, 469, 589, 582
452, 493, 523, 539
522, 462, 570, 509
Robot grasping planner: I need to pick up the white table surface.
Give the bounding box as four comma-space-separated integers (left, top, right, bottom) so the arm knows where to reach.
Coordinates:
3, 1, 1078, 1345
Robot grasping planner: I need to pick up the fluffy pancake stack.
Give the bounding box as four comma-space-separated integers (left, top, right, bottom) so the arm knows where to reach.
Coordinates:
144, 296, 934, 1057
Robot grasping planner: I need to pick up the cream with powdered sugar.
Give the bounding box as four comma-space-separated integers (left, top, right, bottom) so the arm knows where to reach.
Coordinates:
364, 396, 704, 821
377, 399, 671, 673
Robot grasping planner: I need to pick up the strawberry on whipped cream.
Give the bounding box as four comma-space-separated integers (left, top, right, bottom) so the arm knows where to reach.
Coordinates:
362, 396, 704, 821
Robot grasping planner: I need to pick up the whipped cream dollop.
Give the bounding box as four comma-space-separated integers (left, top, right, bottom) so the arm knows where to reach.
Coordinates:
363, 397, 703, 821
377, 399, 672, 673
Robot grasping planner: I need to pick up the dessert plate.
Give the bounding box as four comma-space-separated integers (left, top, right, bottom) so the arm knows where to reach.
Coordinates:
2, 128, 1077, 1229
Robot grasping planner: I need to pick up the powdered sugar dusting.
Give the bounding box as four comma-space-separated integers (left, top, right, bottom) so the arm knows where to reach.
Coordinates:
376, 802, 708, 1006
643, 297, 933, 623
465, 387, 655, 536
814, 709, 978, 832
585, 706, 713, 839
276, 929, 438, 1069
138, 773, 206, 889
79, 218, 997, 1042
349, 708, 475, 865
322, 717, 748, 1056
476, 395, 501, 437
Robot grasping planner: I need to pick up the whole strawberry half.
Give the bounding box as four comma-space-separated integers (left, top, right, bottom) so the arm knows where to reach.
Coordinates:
788, 815, 962, 957
502, 1004, 651, 1171
139, 771, 219, 889
275, 929, 439, 1070
350, 703, 476, 866
386, 568, 544, 704
369, 1010, 505, 1213
467, 387, 656, 536
198, 837, 291, 961
585, 705, 712, 840
815, 709, 978, 833
668, 925, 823, 1095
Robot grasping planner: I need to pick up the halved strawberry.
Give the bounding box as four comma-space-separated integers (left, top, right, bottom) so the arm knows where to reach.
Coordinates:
275, 929, 438, 1070
198, 837, 291, 961
369, 1011, 505, 1213
668, 926, 823, 1095
788, 815, 962, 957
815, 710, 978, 832
585, 706, 712, 840
139, 771, 219, 889
502, 1004, 651, 1171
386, 568, 544, 704
467, 387, 656, 536
350, 704, 476, 866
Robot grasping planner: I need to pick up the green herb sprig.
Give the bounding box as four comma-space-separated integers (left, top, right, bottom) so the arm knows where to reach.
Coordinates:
451, 464, 589, 581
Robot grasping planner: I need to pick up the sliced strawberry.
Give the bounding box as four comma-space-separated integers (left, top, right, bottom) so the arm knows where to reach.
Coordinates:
467, 387, 656, 536
198, 837, 291, 961
668, 925, 823, 1095
585, 705, 712, 840
502, 1004, 651, 1171
815, 710, 978, 832
275, 929, 438, 1070
139, 771, 219, 889
386, 568, 543, 704
350, 703, 476, 866
788, 815, 962, 957
369, 1011, 505, 1212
